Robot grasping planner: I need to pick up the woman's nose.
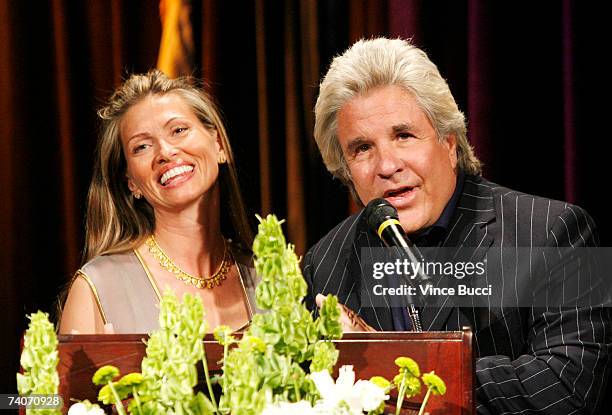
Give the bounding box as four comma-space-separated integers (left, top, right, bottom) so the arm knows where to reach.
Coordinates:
155, 139, 179, 163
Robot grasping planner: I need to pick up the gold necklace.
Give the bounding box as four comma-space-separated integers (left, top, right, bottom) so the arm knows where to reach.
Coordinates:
145, 235, 231, 289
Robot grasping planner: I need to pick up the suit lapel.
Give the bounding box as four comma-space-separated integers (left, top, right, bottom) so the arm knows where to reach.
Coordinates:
419, 176, 497, 331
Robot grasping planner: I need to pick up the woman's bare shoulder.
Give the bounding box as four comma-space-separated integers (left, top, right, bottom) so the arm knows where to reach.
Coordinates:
58, 271, 107, 334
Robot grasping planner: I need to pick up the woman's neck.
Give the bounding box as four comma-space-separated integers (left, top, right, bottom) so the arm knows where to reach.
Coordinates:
150, 189, 225, 276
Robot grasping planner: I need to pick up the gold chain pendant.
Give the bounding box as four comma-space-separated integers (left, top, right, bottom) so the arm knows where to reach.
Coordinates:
145, 235, 231, 289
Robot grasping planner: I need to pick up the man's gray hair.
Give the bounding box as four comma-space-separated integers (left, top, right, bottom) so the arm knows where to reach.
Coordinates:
314, 37, 481, 199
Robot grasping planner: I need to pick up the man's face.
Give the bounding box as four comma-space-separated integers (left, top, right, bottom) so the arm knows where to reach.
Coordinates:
336, 85, 458, 234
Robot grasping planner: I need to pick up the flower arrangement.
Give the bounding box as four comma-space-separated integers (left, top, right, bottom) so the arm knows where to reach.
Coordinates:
18, 215, 446, 415
17, 311, 61, 415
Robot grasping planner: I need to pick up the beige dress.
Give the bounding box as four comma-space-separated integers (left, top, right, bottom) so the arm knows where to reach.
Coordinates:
75, 244, 259, 333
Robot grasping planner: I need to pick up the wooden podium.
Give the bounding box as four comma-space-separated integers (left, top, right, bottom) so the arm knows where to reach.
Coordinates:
55, 329, 473, 414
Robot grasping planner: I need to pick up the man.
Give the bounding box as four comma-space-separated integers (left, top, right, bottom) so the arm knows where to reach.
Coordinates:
303, 37, 610, 414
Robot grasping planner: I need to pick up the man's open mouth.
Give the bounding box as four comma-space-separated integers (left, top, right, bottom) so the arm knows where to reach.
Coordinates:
383, 186, 414, 198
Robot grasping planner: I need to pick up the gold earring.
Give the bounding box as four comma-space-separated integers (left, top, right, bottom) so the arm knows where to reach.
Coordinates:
134, 191, 142, 199
218, 153, 227, 164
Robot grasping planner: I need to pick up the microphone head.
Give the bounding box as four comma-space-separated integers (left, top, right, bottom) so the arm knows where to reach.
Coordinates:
364, 198, 399, 232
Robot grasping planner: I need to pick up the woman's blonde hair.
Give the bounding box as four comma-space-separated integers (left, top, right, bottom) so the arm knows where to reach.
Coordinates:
314, 37, 482, 201
84, 69, 252, 261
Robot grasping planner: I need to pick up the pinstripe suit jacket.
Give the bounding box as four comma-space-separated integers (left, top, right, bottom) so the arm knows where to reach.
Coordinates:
303, 175, 611, 414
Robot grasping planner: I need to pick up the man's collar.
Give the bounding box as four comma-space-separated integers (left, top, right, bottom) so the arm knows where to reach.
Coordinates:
437, 170, 465, 230
412, 170, 465, 241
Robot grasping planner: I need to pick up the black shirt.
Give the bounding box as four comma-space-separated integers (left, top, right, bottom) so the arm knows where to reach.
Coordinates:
392, 171, 465, 330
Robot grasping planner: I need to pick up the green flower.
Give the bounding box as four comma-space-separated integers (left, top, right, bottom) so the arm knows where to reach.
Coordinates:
422, 371, 446, 395
394, 357, 420, 377
244, 336, 266, 353
92, 365, 120, 386
17, 311, 61, 414
214, 325, 234, 346
370, 376, 391, 390
310, 341, 339, 373
98, 380, 131, 406
97, 384, 113, 405
317, 295, 342, 340
134, 291, 217, 413
405, 375, 421, 398
117, 372, 144, 387
217, 214, 344, 414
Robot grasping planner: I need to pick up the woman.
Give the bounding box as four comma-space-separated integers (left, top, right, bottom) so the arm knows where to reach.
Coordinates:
60, 70, 256, 334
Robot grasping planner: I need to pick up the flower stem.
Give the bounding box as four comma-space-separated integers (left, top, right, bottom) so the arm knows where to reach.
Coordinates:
223, 341, 229, 365
417, 388, 432, 415
108, 381, 127, 415
294, 379, 301, 401
201, 342, 219, 413
219, 339, 230, 413
395, 373, 407, 415
132, 386, 142, 414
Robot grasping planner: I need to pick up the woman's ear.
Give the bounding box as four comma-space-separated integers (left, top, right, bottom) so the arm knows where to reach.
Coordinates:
126, 175, 142, 199
214, 130, 227, 164
126, 174, 137, 192
217, 150, 227, 164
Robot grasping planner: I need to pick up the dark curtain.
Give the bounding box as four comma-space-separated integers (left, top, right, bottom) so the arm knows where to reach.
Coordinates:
1, 0, 607, 393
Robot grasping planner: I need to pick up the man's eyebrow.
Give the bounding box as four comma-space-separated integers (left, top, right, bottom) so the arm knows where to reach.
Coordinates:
392, 123, 414, 134
346, 137, 368, 153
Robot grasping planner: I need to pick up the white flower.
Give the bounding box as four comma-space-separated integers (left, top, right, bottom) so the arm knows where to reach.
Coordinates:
310, 365, 388, 414
262, 400, 317, 415
310, 365, 356, 411
67, 401, 106, 415
353, 379, 389, 411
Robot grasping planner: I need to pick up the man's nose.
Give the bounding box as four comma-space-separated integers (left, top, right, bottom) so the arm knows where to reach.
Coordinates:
376, 145, 403, 178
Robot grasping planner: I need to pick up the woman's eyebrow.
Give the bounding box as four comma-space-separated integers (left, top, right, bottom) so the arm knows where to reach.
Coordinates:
163, 116, 184, 127
126, 131, 151, 144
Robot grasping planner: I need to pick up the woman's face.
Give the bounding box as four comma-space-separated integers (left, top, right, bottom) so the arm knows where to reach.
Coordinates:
120, 93, 224, 213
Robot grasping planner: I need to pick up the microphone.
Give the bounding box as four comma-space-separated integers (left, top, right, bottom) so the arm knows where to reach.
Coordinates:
364, 198, 427, 332
364, 198, 428, 281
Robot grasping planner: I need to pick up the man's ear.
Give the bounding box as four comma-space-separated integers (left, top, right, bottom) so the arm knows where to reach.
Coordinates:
445, 133, 458, 169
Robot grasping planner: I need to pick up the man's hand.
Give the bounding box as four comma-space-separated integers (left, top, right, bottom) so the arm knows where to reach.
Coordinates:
315, 294, 376, 332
